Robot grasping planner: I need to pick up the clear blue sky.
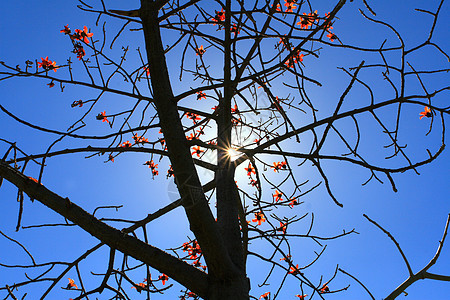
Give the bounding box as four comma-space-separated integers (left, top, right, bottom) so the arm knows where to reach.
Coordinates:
0, 1, 449, 299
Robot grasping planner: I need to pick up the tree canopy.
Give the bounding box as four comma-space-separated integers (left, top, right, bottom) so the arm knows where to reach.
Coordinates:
0, 0, 449, 299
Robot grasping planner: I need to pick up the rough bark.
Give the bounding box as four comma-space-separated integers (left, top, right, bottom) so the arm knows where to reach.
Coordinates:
207, 276, 250, 300
216, 0, 246, 273
139, 1, 248, 298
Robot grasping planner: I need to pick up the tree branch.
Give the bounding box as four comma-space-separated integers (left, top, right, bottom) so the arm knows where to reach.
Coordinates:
0, 160, 208, 298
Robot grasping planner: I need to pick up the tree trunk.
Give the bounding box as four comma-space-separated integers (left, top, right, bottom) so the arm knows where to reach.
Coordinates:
139, 2, 249, 298
138, 1, 250, 298
207, 276, 250, 300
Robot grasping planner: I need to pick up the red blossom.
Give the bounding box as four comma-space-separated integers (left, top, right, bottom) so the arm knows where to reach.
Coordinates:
249, 179, 259, 188
327, 32, 337, 42
278, 35, 292, 51
288, 198, 298, 208
252, 211, 266, 226
186, 133, 198, 140
96, 111, 109, 123
182, 242, 191, 252
37, 56, 58, 72
60, 24, 71, 35
270, 96, 282, 110
66, 278, 78, 289
158, 274, 169, 285
284, 0, 297, 12
74, 26, 93, 44
185, 240, 202, 259
271, 161, 287, 171
273, 190, 283, 202
285, 51, 304, 68
260, 292, 270, 299
186, 112, 201, 122
191, 146, 204, 157
297, 10, 318, 29
73, 43, 86, 60
47, 82, 55, 88
212, 8, 225, 24
280, 254, 292, 261
133, 134, 148, 144
132, 282, 147, 293
277, 222, 287, 234
167, 165, 174, 178
419, 106, 432, 119
244, 163, 256, 176
295, 295, 308, 299
192, 259, 205, 270
196, 91, 206, 100
143, 66, 150, 76
71, 100, 83, 108
272, 162, 281, 172
230, 24, 240, 35
195, 45, 206, 56
324, 13, 334, 31
183, 240, 202, 260
298, 13, 313, 29
319, 284, 330, 293
285, 58, 295, 68
232, 117, 241, 125
288, 264, 302, 275
144, 160, 159, 176
120, 141, 132, 148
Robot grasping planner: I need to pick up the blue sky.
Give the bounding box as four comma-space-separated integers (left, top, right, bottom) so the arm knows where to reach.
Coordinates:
0, 1, 449, 299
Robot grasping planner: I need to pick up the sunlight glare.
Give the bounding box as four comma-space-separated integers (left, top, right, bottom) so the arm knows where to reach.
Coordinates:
227, 148, 241, 161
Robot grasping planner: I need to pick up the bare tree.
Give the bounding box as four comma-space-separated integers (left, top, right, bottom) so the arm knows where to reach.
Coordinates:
0, 0, 449, 299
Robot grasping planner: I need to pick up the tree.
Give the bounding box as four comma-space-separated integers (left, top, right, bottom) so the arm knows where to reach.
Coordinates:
0, 0, 449, 299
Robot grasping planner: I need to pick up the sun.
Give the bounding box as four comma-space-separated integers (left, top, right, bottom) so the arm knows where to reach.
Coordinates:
226, 148, 241, 161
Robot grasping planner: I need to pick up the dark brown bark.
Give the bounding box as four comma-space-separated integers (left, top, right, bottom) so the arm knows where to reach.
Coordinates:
215, 0, 246, 273
207, 276, 250, 300
138, 2, 248, 298
138, 1, 249, 298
